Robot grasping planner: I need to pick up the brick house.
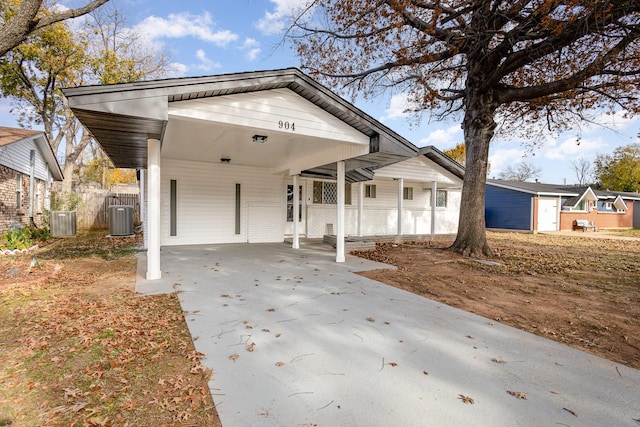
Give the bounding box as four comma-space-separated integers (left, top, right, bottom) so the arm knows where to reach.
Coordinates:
485, 179, 640, 232
0, 127, 63, 233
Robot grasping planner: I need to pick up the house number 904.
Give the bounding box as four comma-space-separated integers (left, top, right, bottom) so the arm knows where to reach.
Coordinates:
278, 120, 295, 131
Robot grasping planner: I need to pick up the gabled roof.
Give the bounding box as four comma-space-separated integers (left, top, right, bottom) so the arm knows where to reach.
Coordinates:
62, 68, 417, 173
487, 179, 640, 201
0, 126, 63, 181
561, 187, 597, 209
419, 146, 465, 179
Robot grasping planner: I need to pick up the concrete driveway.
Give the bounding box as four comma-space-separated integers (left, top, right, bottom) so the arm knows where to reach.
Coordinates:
137, 241, 640, 426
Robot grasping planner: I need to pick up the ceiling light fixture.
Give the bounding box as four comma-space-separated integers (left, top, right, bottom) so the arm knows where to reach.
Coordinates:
252, 134, 268, 143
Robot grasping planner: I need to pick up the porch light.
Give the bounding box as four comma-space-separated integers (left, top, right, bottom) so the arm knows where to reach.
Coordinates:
252, 134, 268, 143
220, 158, 231, 163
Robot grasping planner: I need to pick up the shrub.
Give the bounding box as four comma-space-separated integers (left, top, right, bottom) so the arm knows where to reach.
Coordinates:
1, 226, 52, 250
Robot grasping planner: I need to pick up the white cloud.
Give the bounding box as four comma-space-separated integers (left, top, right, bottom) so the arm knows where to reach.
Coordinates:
544, 136, 606, 160
379, 93, 415, 122
241, 38, 261, 61
488, 148, 525, 178
419, 125, 462, 147
194, 49, 222, 72
255, 0, 315, 35
586, 110, 640, 133
246, 48, 261, 61
166, 62, 188, 78
134, 12, 238, 47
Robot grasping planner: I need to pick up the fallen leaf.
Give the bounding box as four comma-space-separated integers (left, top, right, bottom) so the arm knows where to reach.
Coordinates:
458, 394, 474, 404
366, 317, 375, 322
507, 390, 527, 399
387, 362, 398, 367
275, 362, 285, 367
267, 308, 276, 312
247, 342, 256, 352
423, 371, 429, 375
563, 407, 577, 417
275, 333, 281, 338
229, 353, 239, 362
492, 357, 506, 364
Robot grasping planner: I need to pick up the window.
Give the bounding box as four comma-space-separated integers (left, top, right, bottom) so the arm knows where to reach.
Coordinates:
605, 202, 612, 211
403, 187, 413, 200
436, 190, 448, 208
313, 181, 351, 204
365, 184, 376, 198
575, 200, 586, 210
16, 173, 22, 209
287, 185, 302, 222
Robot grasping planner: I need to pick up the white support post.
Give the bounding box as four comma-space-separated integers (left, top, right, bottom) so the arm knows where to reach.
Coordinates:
146, 138, 162, 280
357, 181, 364, 237
292, 174, 300, 249
336, 161, 345, 263
431, 181, 437, 236
397, 178, 404, 236
139, 168, 146, 248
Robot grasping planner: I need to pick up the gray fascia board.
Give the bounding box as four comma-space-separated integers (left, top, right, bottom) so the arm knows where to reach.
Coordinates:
487, 181, 579, 197
33, 134, 63, 181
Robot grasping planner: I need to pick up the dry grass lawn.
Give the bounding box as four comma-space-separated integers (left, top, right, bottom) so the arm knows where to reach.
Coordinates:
0, 232, 221, 427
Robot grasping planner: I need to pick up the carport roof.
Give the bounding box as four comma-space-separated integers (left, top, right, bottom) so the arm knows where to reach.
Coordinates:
62, 68, 417, 172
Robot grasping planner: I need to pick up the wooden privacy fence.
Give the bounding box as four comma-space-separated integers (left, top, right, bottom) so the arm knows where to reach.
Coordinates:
76, 192, 140, 230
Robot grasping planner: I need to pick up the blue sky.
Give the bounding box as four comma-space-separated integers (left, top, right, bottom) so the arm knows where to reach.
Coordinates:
1, 0, 638, 184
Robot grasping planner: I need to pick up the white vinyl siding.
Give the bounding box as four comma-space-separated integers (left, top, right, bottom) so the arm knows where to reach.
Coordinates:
169, 88, 369, 146
0, 138, 50, 180
160, 159, 283, 246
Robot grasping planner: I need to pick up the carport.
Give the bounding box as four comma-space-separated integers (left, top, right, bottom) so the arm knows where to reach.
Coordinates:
62, 68, 417, 280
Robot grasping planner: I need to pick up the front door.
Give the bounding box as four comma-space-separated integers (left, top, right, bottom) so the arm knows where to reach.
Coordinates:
537, 198, 559, 231
285, 184, 305, 236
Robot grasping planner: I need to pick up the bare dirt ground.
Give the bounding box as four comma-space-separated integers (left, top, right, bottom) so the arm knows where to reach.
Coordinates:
354, 231, 640, 370
0, 232, 221, 427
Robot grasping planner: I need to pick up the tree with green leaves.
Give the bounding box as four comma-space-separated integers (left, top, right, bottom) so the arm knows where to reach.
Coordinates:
0, 0, 109, 57
290, 1, 640, 256
0, 4, 169, 192
594, 144, 640, 192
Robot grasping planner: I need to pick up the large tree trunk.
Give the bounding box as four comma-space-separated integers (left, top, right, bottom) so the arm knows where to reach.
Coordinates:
450, 88, 497, 257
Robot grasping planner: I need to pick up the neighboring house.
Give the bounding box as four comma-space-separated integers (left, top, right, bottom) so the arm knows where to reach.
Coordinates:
62, 68, 464, 280
0, 127, 63, 233
485, 179, 640, 232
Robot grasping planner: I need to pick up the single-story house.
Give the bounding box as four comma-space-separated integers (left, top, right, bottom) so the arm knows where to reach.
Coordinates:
62, 68, 463, 280
0, 127, 63, 233
485, 179, 640, 232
